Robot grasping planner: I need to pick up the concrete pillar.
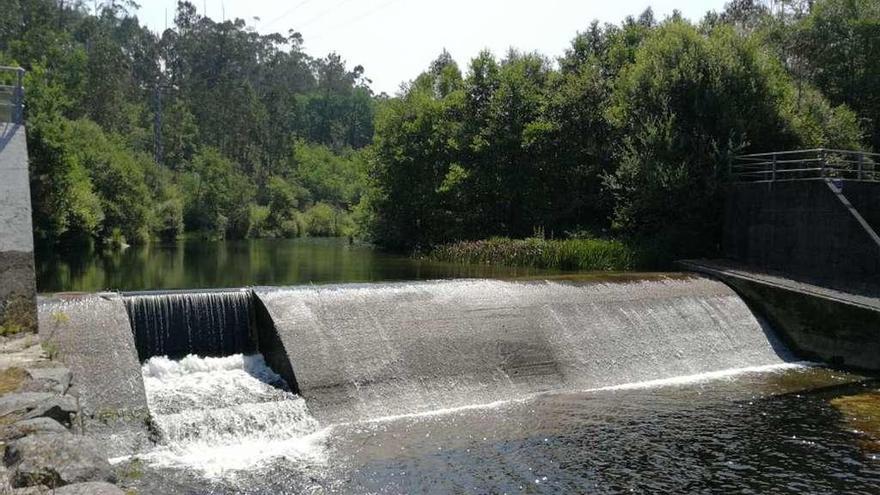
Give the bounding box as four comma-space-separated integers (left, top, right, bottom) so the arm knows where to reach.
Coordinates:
0, 123, 37, 335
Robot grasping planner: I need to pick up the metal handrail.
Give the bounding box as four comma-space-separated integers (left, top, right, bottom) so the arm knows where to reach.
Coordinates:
731, 149, 879, 183
0, 66, 25, 124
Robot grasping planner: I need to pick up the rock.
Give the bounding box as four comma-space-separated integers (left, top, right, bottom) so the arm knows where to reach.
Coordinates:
12, 486, 49, 494
22, 395, 78, 427
0, 367, 30, 394
1, 418, 69, 440
4, 433, 114, 488
0, 393, 56, 417
22, 367, 72, 394
52, 482, 125, 495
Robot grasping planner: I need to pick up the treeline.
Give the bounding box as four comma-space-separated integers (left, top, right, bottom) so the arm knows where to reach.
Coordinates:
1, 0, 372, 246
361, 0, 878, 257
5, 0, 879, 259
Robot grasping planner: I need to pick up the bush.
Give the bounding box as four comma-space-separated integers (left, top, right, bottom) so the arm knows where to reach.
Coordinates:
428, 237, 638, 271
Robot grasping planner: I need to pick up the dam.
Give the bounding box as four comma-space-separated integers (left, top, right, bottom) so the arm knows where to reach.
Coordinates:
35, 273, 880, 493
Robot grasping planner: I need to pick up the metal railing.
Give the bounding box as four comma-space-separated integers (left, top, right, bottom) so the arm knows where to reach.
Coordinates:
731, 149, 880, 183
0, 66, 25, 124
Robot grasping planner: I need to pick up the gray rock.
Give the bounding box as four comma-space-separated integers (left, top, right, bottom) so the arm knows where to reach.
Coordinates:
22, 395, 78, 427
12, 486, 49, 494
1, 417, 68, 441
0, 393, 55, 417
52, 482, 125, 495
4, 433, 114, 488
22, 367, 72, 394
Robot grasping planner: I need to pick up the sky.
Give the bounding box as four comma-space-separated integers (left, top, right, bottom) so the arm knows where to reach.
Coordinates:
134, 0, 728, 94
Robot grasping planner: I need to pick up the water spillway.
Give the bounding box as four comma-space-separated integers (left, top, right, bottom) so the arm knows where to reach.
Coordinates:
254, 276, 794, 423
123, 289, 257, 361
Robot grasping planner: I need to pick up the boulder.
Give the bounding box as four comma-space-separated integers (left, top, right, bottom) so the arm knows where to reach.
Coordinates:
0, 392, 77, 427
21, 367, 72, 394
12, 486, 50, 494
53, 482, 125, 495
1, 418, 68, 441
4, 433, 114, 488
22, 395, 78, 426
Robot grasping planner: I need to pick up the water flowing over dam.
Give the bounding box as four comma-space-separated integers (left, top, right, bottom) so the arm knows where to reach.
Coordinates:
48, 275, 880, 494
124, 289, 256, 361
254, 276, 794, 423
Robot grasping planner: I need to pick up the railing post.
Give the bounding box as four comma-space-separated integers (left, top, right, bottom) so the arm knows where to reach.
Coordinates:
16, 68, 24, 124
857, 153, 864, 181
771, 153, 777, 182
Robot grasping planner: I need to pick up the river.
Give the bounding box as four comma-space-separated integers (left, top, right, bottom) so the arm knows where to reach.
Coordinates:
36, 238, 552, 293
37, 238, 880, 493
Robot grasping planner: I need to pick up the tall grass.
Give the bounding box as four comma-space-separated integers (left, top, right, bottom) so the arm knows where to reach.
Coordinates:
427, 237, 641, 271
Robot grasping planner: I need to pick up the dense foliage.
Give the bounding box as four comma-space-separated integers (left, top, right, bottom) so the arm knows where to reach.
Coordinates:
3, 0, 372, 246
4, 1, 878, 263
363, 1, 873, 258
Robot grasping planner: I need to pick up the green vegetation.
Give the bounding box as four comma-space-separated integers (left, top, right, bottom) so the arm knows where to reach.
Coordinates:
4, 1, 879, 264
3, 0, 372, 248
428, 238, 639, 271
362, 3, 872, 258
0, 294, 37, 335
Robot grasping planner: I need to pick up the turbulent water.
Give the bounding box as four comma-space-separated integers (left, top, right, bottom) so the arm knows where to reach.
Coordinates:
139, 354, 327, 477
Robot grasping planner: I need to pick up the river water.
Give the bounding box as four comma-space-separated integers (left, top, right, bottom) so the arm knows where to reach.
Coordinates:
126, 355, 880, 494
36, 238, 551, 292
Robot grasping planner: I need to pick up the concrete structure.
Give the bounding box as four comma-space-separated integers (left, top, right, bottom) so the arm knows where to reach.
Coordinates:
0, 122, 37, 335
37, 294, 153, 456
681, 260, 880, 371
254, 277, 790, 423
723, 180, 880, 293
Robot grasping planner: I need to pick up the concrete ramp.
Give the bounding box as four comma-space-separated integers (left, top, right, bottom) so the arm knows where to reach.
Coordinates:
38, 294, 153, 456
254, 276, 791, 423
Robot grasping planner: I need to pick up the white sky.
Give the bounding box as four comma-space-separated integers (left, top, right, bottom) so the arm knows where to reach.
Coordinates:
134, 0, 728, 94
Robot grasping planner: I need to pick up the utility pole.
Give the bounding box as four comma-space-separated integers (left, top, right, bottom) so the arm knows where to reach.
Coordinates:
154, 82, 163, 165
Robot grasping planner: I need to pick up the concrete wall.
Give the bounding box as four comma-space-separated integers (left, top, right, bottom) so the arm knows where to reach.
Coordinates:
37, 295, 153, 457
705, 274, 880, 371
254, 277, 790, 424
723, 180, 880, 292
0, 123, 37, 335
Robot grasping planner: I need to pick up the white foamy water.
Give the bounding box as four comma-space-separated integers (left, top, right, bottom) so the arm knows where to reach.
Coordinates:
138, 354, 328, 477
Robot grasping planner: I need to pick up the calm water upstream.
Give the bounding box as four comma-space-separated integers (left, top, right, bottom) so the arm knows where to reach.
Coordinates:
36, 238, 554, 292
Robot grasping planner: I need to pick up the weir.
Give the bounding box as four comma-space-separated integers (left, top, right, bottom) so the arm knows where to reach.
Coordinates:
254, 276, 793, 423
42, 275, 798, 448
123, 289, 257, 361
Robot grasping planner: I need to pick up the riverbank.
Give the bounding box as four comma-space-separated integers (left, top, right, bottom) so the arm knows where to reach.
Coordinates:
0, 332, 125, 494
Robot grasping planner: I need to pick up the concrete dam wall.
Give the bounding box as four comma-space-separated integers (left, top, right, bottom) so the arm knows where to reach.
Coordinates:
0, 123, 37, 335
255, 277, 791, 423
42, 276, 794, 433
724, 180, 880, 291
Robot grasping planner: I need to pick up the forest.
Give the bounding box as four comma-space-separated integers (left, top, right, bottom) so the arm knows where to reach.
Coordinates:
2, 0, 878, 262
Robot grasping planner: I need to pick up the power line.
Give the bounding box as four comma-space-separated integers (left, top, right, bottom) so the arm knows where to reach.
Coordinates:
262, 0, 316, 30
308, 0, 402, 41
297, 0, 359, 30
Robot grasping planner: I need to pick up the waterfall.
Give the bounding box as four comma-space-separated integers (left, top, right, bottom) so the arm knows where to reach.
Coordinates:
123, 290, 256, 361
255, 276, 796, 423
138, 353, 326, 476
